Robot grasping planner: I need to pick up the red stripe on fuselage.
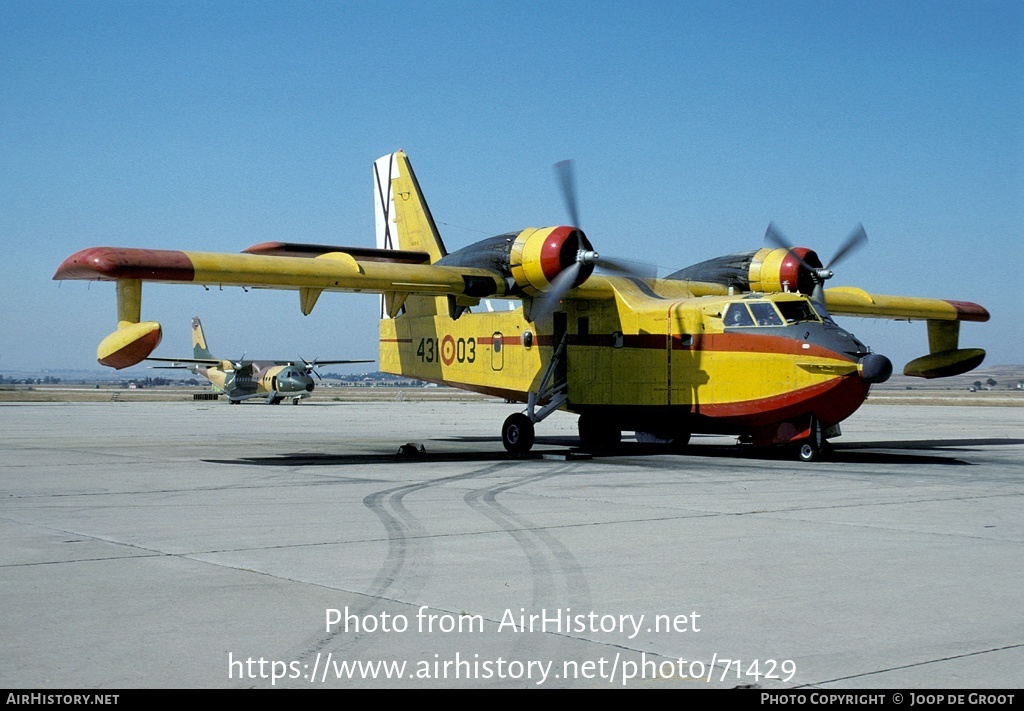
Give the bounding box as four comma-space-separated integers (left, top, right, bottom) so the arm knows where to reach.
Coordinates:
568, 331, 851, 361
391, 331, 849, 361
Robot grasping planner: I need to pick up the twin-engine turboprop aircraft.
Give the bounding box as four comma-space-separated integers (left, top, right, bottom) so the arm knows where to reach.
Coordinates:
148, 316, 372, 405
54, 150, 989, 460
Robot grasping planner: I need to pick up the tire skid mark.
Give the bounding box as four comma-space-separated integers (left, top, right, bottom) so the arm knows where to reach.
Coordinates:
463, 463, 593, 660
299, 462, 515, 661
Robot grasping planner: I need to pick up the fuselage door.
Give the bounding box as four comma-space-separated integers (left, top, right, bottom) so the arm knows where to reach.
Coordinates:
670, 301, 709, 409
491, 332, 504, 371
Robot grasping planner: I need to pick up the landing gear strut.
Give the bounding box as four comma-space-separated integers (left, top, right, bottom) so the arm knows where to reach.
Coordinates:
795, 417, 827, 462
501, 332, 568, 454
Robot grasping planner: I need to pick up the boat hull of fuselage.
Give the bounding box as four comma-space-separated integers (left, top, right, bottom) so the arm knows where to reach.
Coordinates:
379, 308, 872, 445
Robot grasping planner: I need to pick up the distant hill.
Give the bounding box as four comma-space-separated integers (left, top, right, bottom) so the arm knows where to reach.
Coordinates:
875, 364, 1024, 391
4, 365, 1023, 392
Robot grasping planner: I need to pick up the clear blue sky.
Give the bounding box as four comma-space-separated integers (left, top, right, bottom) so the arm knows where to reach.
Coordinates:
2, 0, 1021, 373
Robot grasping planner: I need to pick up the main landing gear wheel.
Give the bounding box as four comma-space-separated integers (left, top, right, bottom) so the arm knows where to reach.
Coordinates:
502, 413, 535, 454
636, 429, 691, 452
578, 413, 621, 452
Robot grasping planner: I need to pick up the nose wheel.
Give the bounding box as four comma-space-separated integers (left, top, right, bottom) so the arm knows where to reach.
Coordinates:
797, 440, 821, 462
795, 417, 827, 462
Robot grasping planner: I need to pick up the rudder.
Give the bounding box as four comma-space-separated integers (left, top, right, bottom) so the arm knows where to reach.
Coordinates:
191, 317, 215, 360
373, 151, 448, 317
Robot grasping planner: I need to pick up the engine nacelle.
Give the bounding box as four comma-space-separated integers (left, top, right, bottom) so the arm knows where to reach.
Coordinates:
748, 247, 823, 295
669, 247, 823, 296
509, 226, 595, 296
432, 225, 596, 297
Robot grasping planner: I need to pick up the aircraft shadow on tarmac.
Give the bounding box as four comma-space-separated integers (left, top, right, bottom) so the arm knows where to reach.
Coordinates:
203, 437, 1024, 468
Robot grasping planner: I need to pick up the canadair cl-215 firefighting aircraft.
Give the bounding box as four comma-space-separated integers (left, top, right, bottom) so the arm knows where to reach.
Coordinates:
54, 150, 989, 460
147, 316, 372, 404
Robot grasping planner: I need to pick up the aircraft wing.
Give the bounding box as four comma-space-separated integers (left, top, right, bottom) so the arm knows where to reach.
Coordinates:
54, 246, 507, 301
824, 287, 989, 322
242, 242, 431, 263
146, 357, 222, 366
55, 245, 990, 380
823, 286, 989, 378
53, 244, 507, 369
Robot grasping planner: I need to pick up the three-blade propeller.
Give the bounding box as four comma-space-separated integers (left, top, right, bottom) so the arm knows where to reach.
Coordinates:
533, 160, 655, 323
764, 221, 868, 302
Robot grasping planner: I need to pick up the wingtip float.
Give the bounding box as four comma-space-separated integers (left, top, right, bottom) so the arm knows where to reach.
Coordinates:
96, 321, 163, 370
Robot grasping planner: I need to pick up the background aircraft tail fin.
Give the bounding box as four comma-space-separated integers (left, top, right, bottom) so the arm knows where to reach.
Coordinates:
374, 151, 448, 318
191, 317, 215, 360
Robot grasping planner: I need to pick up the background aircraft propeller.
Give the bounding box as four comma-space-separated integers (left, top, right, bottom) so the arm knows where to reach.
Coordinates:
301, 357, 323, 380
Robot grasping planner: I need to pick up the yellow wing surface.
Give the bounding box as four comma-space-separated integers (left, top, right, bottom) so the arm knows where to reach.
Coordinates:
53, 244, 989, 378
53, 150, 988, 379
823, 286, 988, 378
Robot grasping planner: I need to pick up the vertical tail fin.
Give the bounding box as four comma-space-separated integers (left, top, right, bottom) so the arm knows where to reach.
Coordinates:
373, 151, 448, 317
191, 317, 214, 360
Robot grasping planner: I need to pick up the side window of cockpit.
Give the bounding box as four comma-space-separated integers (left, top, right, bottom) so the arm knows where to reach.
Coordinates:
724, 303, 754, 327
749, 302, 784, 326
776, 300, 818, 324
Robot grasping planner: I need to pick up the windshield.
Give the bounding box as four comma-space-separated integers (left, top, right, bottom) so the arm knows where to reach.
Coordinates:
776, 299, 819, 324
748, 302, 783, 326
724, 303, 755, 327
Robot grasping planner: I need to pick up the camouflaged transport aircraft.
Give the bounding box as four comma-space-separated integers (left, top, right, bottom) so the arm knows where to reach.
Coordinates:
148, 316, 371, 405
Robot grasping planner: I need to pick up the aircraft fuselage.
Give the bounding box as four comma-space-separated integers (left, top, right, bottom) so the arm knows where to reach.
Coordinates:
200, 361, 315, 403
380, 287, 889, 447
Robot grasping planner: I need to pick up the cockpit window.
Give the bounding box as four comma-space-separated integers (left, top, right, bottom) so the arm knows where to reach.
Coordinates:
749, 302, 784, 326
810, 301, 835, 323
724, 303, 754, 327
776, 300, 819, 324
